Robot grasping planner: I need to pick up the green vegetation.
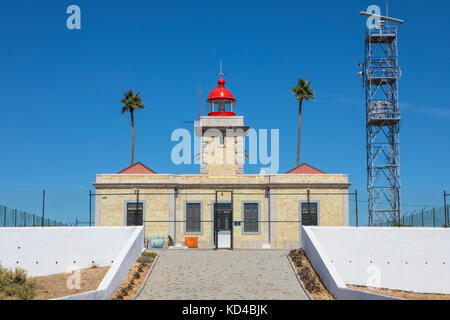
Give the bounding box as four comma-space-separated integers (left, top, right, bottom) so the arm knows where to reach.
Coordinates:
137, 251, 157, 264
0, 264, 37, 300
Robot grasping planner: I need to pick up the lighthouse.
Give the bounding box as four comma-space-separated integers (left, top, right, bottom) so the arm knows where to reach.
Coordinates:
195, 76, 249, 175
95, 70, 351, 250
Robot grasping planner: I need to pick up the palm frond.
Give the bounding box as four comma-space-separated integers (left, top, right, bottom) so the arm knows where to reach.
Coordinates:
292, 77, 315, 102
120, 88, 146, 113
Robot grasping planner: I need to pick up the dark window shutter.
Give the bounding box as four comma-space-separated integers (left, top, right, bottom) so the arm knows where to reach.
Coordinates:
244, 203, 258, 233
127, 203, 143, 226
186, 203, 201, 233
193, 204, 200, 232
127, 212, 135, 226
136, 210, 143, 225
186, 204, 192, 232
301, 203, 318, 226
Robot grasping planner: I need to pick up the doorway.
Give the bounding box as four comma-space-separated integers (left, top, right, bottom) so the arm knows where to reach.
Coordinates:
213, 191, 233, 250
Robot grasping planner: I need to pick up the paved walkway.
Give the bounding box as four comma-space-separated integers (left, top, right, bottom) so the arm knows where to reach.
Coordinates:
136, 250, 308, 300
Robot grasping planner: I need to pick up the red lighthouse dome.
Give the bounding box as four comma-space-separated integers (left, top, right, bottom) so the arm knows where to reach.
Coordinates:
207, 77, 237, 116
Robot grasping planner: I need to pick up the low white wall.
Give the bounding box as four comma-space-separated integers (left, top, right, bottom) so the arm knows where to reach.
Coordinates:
303, 226, 450, 295
302, 226, 397, 300
58, 226, 144, 300
0, 227, 142, 277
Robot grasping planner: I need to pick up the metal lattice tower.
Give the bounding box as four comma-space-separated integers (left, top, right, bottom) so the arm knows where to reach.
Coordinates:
359, 10, 405, 226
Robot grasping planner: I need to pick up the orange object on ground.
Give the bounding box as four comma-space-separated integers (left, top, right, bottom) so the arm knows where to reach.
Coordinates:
185, 236, 198, 248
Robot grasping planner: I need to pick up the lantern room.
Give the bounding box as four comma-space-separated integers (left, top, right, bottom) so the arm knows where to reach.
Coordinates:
207, 77, 237, 116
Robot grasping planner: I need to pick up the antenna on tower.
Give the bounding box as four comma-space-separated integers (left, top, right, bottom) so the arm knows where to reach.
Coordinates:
359, 10, 404, 24
217, 59, 226, 78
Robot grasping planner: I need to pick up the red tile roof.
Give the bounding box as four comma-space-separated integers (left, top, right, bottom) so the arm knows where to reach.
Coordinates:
286, 163, 326, 174
118, 162, 156, 174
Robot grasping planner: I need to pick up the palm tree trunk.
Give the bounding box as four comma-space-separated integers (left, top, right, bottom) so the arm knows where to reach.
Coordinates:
297, 99, 303, 167
130, 111, 135, 165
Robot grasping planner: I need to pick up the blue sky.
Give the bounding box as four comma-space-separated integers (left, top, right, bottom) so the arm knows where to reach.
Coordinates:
0, 0, 448, 226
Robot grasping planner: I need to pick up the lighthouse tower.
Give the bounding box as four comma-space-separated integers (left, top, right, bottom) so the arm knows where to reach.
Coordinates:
195, 76, 249, 175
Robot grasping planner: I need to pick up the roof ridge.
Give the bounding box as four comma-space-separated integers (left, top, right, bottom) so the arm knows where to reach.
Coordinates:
286, 163, 326, 174
118, 162, 156, 174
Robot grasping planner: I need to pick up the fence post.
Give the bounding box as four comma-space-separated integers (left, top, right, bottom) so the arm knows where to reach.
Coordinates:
444, 191, 448, 228
24, 212, 26, 227
433, 208, 436, 227
355, 190, 359, 227
89, 190, 92, 227
307, 188, 310, 219
136, 189, 140, 226
3, 206, 6, 227
14, 209, 17, 227
448, 204, 450, 228
421, 209, 424, 227
411, 211, 414, 227
266, 188, 271, 243
76, 218, 78, 227
174, 188, 178, 243
42, 189, 46, 228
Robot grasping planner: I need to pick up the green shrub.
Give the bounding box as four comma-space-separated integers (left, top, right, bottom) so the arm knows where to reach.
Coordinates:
137, 251, 157, 264
141, 252, 157, 258
0, 263, 37, 300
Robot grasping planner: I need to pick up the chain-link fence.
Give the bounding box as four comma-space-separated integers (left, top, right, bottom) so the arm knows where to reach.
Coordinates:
0, 204, 69, 227
374, 206, 449, 228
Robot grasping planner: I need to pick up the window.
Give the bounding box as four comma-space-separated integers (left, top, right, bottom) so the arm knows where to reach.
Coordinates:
301, 202, 318, 226
127, 202, 143, 226
215, 203, 232, 231
243, 203, 259, 233
186, 203, 201, 233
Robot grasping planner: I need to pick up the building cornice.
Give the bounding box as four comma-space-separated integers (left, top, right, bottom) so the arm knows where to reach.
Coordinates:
92, 182, 352, 190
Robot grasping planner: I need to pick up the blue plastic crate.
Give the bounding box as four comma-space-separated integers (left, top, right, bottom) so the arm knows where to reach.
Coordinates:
150, 236, 164, 248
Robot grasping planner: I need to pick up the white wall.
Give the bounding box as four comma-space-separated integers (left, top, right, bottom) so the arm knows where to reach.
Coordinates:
57, 226, 145, 300
0, 227, 142, 277
304, 227, 450, 295
302, 226, 398, 300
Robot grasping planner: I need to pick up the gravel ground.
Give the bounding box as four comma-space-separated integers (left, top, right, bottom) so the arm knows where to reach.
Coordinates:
136, 249, 308, 300
32, 266, 109, 300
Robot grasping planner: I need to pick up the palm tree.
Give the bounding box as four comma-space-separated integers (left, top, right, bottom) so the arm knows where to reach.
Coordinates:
121, 89, 145, 165
292, 78, 315, 167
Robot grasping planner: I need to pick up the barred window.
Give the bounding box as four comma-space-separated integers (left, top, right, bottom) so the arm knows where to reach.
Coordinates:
244, 203, 259, 233
301, 202, 318, 226
127, 202, 143, 226
186, 203, 201, 233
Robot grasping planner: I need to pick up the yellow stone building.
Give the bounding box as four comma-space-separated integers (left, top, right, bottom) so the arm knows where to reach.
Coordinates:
94, 76, 351, 249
